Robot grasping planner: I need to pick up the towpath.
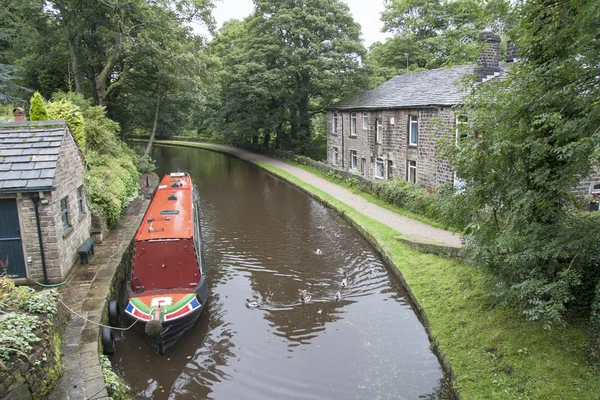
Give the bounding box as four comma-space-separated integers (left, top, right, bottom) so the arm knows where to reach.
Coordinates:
159, 142, 461, 248
50, 174, 158, 400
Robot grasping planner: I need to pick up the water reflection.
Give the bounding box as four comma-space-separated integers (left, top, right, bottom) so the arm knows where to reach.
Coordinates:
113, 145, 452, 399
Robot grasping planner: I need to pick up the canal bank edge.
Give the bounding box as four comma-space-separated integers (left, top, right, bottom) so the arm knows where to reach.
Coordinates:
50, 173, 159, 400
145, 140, 600, 400
146, 140, 461, 398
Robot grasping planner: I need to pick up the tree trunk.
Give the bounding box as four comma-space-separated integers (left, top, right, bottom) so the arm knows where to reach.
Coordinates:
144, 91, 162, 157
296, 71, 311, 154
95, 29, 122, 106
67, 35, 83, 93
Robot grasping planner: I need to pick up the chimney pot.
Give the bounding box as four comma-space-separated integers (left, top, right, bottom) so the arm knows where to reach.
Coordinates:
13, 107, 24, 122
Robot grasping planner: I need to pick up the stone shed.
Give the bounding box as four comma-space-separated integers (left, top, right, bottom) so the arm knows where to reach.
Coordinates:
0, 120, 91, 283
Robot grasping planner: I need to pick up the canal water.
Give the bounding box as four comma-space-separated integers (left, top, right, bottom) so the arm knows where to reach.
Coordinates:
112, 144, 452, 399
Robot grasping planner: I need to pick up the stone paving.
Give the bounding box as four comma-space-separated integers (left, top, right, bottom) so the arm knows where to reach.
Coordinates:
50, 174, 157, 400
165, 142, 462, 248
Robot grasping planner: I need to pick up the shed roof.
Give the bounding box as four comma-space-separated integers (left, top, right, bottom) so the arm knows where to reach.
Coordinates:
0, 121, 68, 193
333, 64, 480, 110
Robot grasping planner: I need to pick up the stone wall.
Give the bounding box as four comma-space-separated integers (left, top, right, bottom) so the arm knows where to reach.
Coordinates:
16, 130, 91, 283
573, 167, 600, 200
0, 303, 68, 400
327, 107, 457, 190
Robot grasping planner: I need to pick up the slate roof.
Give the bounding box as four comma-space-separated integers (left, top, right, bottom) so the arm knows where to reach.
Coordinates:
333, 64, 476, 110
0, 121, 68, 193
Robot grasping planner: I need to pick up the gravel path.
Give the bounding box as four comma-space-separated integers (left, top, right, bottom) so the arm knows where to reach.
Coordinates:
186, 143, 462, 248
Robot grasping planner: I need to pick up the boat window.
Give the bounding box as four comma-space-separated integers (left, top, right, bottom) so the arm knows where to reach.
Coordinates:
160, 210, 180, 215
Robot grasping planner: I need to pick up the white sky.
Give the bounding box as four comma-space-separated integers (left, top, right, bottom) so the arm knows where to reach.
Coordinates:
206, 0, 390, 47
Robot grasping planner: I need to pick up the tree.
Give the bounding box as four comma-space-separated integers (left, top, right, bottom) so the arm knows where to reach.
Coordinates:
29, 91, 48, 120
369, 0, 511, 80
447, 0, 600, 328
212, 0, 369, 154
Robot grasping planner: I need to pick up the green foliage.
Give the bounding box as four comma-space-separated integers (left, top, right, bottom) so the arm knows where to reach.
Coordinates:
374, 179, 443, 221
369, 0, 512, 80
46, 98, 85, 147
135, 154, 156, 174
590, 282, 600, 367
446, 0, 600, 327
100, 355, 131, 399
211, 0, 370, 155
0, 312, 40, 364
29, 91, 48, 120
86, 150, 139, 227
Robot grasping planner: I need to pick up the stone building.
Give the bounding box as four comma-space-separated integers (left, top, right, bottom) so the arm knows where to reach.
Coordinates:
327, 34, 600, 200
327, 33, 506, 190
0, 120, 91, 283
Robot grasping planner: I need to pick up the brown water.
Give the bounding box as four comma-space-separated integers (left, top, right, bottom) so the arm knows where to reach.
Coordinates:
112, 145, 453, 399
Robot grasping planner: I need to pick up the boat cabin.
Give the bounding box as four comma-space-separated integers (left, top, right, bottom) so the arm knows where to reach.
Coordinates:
131, 173, 203, 292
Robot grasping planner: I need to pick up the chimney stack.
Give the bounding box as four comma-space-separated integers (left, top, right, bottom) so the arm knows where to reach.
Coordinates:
13, 107, 24, 122
476, 32, 502, 81
506, 41, 519, 63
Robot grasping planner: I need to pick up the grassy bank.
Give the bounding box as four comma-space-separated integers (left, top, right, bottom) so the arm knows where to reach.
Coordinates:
150, 140, 600, 399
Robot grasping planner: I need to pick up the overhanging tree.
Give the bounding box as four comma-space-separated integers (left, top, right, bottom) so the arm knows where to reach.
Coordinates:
448, 0, 600, 328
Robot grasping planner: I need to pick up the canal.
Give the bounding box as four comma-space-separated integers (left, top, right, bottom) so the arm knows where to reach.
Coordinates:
112, 144, 452, 399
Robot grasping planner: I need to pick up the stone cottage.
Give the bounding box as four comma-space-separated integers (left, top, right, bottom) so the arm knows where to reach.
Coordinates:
327, 33, 600, 200
0, 119, 91, 283
327, 33, 507, 190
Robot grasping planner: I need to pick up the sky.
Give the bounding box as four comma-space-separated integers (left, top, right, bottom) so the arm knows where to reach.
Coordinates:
206, 0, 390, 47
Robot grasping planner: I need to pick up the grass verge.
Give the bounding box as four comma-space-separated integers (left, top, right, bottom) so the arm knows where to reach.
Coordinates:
150, 140, 600, 399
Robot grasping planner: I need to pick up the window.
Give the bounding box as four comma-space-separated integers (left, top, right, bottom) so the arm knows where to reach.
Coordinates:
363, 112, 368, 130
387, 160, 394, 179
409, 115, 418, 146
333, 112, 338, 133
455, 115, 469, 145
375, 158, 385, 179
407, 160, 417, 184
350, 113, 357, 136
333, 147, 339, 165
361, 158, 366, 175
350, 150, 358, 170
77, 186, 84, 215
60, 197, 69, 230
376, 119, 382, 144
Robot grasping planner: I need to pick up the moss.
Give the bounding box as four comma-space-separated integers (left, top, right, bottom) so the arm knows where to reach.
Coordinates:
100, 355, 130, 400
148, 140, 600, 399
35, 333, 63, 400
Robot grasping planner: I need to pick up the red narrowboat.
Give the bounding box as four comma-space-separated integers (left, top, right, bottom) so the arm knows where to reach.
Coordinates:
123, 172, 208, 354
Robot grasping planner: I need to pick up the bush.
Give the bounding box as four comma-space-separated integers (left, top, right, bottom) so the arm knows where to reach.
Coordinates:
374, 179, 444, 222
86, 150, 139, 227
46, 98, 86, 148
29, 92, 48, 121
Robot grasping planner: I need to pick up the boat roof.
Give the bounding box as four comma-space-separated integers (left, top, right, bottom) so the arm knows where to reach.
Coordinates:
135, 173, 195, 241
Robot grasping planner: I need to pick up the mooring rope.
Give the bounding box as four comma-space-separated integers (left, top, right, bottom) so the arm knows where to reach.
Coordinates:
57, 297, 139, 331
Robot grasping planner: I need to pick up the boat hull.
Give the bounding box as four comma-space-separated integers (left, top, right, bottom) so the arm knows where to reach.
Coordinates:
122, 274, 208, 354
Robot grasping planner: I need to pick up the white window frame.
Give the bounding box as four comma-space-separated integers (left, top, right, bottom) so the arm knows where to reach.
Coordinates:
409, 115, 418, 146
350, 150, 358, 170
376, 119, 382, 144
407, 160, 417, 184
350, 113, 357, 136
375, 157, 385, 179
455, 115, 469, 146
333, 147, 339, 165
333, 112, 338, 134
362, 112, 368, 130
387, 160, 394, 179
